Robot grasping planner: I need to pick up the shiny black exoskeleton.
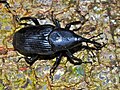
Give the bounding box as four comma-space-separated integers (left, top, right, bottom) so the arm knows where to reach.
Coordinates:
0, 1, 105, 79
12, 16, 105, 78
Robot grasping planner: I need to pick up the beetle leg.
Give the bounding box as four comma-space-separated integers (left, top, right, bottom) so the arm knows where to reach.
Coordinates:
66, 50, 92, 65
16, 17, 33, 26
86, 43, 96, 61
90, 50, 96, 57
24, 55, 38, 66
52, 18, 61, 28
50, 53, 62, 81
89, 33, 103, 39
20, 17, 40, 25
51, 11, 61, 28
65, 21, 82, 31
81, 45, 101, 50
65, 17, 88, 31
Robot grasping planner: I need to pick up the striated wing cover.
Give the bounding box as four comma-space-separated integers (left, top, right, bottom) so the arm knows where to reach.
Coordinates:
13, 25, 55, 55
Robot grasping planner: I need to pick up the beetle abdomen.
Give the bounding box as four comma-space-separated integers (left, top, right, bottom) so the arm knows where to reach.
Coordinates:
13, 25, 55, 55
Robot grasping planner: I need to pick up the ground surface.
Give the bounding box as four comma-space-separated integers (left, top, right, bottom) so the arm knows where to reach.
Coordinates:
0, 0, 120, 90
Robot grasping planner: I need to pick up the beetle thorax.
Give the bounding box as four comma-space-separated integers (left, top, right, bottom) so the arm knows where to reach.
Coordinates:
49, 30, 81, 51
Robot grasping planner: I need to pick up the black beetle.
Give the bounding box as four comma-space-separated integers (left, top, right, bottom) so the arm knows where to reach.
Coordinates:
0, 1, 105, 80
13, 15, 105, 79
